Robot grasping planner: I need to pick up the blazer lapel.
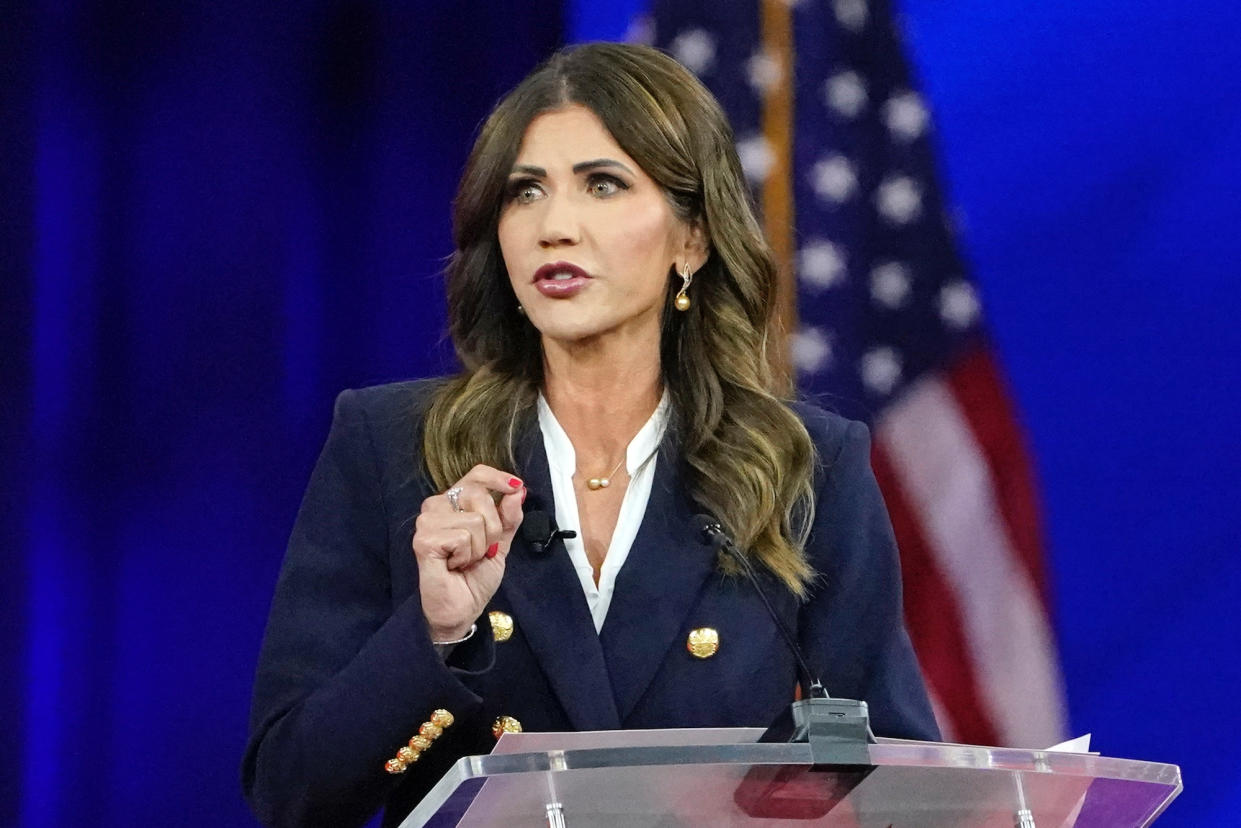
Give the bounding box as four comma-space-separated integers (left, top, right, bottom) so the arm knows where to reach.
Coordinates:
500, 424, 622, 731
598, 444, 718, 720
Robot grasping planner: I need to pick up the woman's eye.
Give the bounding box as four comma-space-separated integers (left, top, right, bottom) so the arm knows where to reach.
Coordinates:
506, 181, 543, 204
588, 175, 628, 197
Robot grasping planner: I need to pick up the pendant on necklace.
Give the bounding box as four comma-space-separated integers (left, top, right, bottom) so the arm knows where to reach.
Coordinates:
584, 455, 624, 491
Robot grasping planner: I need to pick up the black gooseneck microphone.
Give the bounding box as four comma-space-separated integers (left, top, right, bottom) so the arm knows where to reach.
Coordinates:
692, 514, 827, 701
520, 509, 577, 554
692, 514, 874, 765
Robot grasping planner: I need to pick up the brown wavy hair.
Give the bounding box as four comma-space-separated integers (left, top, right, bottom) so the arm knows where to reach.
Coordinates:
423, 42, 817, 595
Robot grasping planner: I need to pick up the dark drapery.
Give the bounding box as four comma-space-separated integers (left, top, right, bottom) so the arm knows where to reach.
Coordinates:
4, 3, 560, 825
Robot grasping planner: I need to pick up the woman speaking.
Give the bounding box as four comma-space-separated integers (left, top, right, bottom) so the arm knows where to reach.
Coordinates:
244, 42, 938, 828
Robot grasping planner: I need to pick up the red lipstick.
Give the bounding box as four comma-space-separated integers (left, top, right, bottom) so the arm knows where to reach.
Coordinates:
533, 262, 591, 298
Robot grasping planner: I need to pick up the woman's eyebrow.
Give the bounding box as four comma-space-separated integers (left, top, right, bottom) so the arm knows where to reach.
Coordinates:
572, 159, 634, 175
509, 160, 635, 177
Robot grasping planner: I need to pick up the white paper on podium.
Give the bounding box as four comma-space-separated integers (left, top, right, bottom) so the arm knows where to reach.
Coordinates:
1045, 733, 1094, 754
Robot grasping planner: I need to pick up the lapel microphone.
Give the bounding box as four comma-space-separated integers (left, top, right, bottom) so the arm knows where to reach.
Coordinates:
521, 509, 577, 554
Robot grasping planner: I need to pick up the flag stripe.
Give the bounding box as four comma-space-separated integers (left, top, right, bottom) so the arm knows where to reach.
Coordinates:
944, 346, 1052, 605
872, 443, 1002, 746
877, 376, 1067, 747
924, 686, 957, 744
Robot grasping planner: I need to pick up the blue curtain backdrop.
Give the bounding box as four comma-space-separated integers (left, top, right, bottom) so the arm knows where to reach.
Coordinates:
5, 1, 1239, 826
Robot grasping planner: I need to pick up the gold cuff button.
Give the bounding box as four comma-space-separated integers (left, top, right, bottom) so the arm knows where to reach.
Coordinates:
687, 627, 720, 659
492, 715, 523, 739
489, 611, 514, 642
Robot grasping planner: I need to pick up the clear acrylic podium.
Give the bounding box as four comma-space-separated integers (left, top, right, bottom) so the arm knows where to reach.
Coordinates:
398, 728, 1181, 827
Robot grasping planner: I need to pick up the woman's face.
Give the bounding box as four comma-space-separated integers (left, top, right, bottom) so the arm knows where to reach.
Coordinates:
498, 104, 698, 349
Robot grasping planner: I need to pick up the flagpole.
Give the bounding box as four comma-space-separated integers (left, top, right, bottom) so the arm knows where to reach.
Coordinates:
759, 0, 797, 392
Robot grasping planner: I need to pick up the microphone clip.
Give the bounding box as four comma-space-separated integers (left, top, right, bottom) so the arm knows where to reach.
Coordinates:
522, 507, 577, 554
532, 527, 576, 554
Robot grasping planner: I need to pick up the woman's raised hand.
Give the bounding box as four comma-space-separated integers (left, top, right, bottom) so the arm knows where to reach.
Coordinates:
413, 465, 525, 642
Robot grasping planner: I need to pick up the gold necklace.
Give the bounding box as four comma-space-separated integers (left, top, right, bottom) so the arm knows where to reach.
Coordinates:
583, 456, 626, 490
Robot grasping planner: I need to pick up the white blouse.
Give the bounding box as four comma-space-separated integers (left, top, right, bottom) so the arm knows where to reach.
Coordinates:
537, 392, 670, 633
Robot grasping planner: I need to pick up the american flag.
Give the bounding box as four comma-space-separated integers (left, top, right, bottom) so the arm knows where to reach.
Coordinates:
646, 0, 1067, 747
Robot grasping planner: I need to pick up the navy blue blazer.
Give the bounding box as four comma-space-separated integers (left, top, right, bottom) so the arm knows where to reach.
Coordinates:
243, 380, 939, 827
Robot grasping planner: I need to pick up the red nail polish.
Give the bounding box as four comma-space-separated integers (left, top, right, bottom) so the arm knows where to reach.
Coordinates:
508, 477, 523, 489
486, 543, 499, 558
